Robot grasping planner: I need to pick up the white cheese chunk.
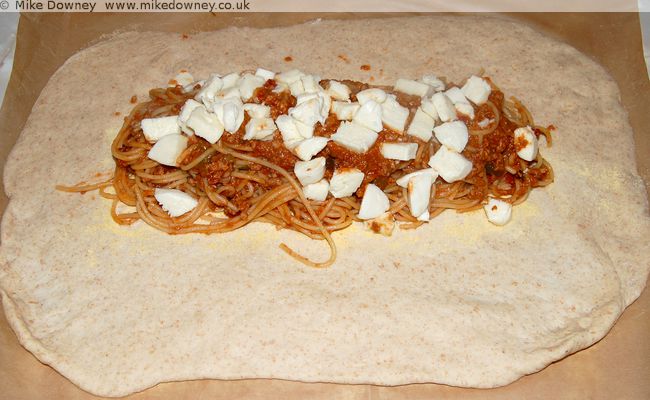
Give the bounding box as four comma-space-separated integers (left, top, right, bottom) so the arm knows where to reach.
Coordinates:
289, 80, 305, 96
432, 92, 457, 122
353, 100, 383, 132
394, 78, 430, 97
420, 74, 445, 91
290, 97, 322, 127
276, 115, 303, 149
428, 145, 473, 183
243, 117, 277, 141
356, 88, 387, 105
461, 75, 492, 105
331, 121, 378, 153
327, 80, 351, 101
434, 121, 469, 152
276, 69, 305, 85
182, 79, 204, 93
178, 99, 203, 124
238, 73, 265, 101
303, 179, 330, 201
169, 71, 194, 87
297, 91, 330, 123
294, 136, 329, 161
255, 68, 275, 81
331, 101, 360, 121
407, 172, 434, 218
483, 198, 513, 226
148, 134, 188, 166
358, 184, 390, 220
514, 126, 539, 161
242, 103, 271, 118
381, 95, 409, 132
445, 87, 475, 119
186, 107, 224, 144
218, 87, 242, 101
407, 108, 435, 142
380, 142, 418, 161
301, 74, 322, 93
329, 168, 365, 198
396, 168, 439, 188
221, 72, 241, 89
141, 116, 181, 142
417, 210, 430, 222
420, 97, 439, 121
444, 87, 468, 104
212, 97, 244, 134
196, 74, 223, 106
154, 188, 198, 217
294, 157, 326, 186
364, 212, 395, 236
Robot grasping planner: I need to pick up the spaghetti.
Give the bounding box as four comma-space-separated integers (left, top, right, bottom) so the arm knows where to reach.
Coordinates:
57, 75, 554, 268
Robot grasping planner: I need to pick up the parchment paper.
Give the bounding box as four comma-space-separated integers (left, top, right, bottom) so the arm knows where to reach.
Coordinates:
0, 12, 648, 400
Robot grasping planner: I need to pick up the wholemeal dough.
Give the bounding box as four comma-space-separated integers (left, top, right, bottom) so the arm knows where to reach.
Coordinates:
1, 16, 649, 397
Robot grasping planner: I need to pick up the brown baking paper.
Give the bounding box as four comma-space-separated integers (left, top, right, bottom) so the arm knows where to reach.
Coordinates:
0, 12, 649, 400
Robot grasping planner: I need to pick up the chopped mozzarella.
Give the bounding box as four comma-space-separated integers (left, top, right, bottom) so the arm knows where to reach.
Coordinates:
407, 108, 435, 142
218, 87, 242, 101
276, 69, 305, 84
169, 71, 194, 87
381, 95, 409, 132
212, 97, 244, 133
444, 87, 468, 104
428, 145, 473, 183
178, 99, 203, 125
396, 168, 438, 188
273, 81, 289, 93
294, 136, 329, 161
431, 92, 457, 122
420, 75, 445, 91
242, 103, 271, 118
238, 73, 265, 101
420, 97, 439, 121
380, 142, 418, 161
154, 188, 198, 217
186, 107, 224, 144
444, 87, 475, 119
300, 74, 322, 93
356, 88, 387, 105
276, 115, 304, 149
243, 117, 277, 141
331, 122, 378, 153
297, 91, 330, 122
461, 75, 492, 105
290, 97, 323, 127
331, 101, 360, 120
433, 121, 469, 152
394, 78, 430, 97
358, 184, 390, 220
255, 67, 275, 81
514, 126, 539, 161
417, 210, 430, 222
483, 198, 512, 226
353, 100, 383, 132
295, 119, 314, 139
407, 173, 434, 218
220, 72, 241, 89
294, 157, 326, 186
182, 79, 204, 93
196, 74, 223, 106
148, 134, 188, 166
327, 80, 351, 101
141, 116, 181, 142
289, 80, 305, 96
303, 179, 330, 201
364, 212, 395, 236
329, 168, 365, 198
